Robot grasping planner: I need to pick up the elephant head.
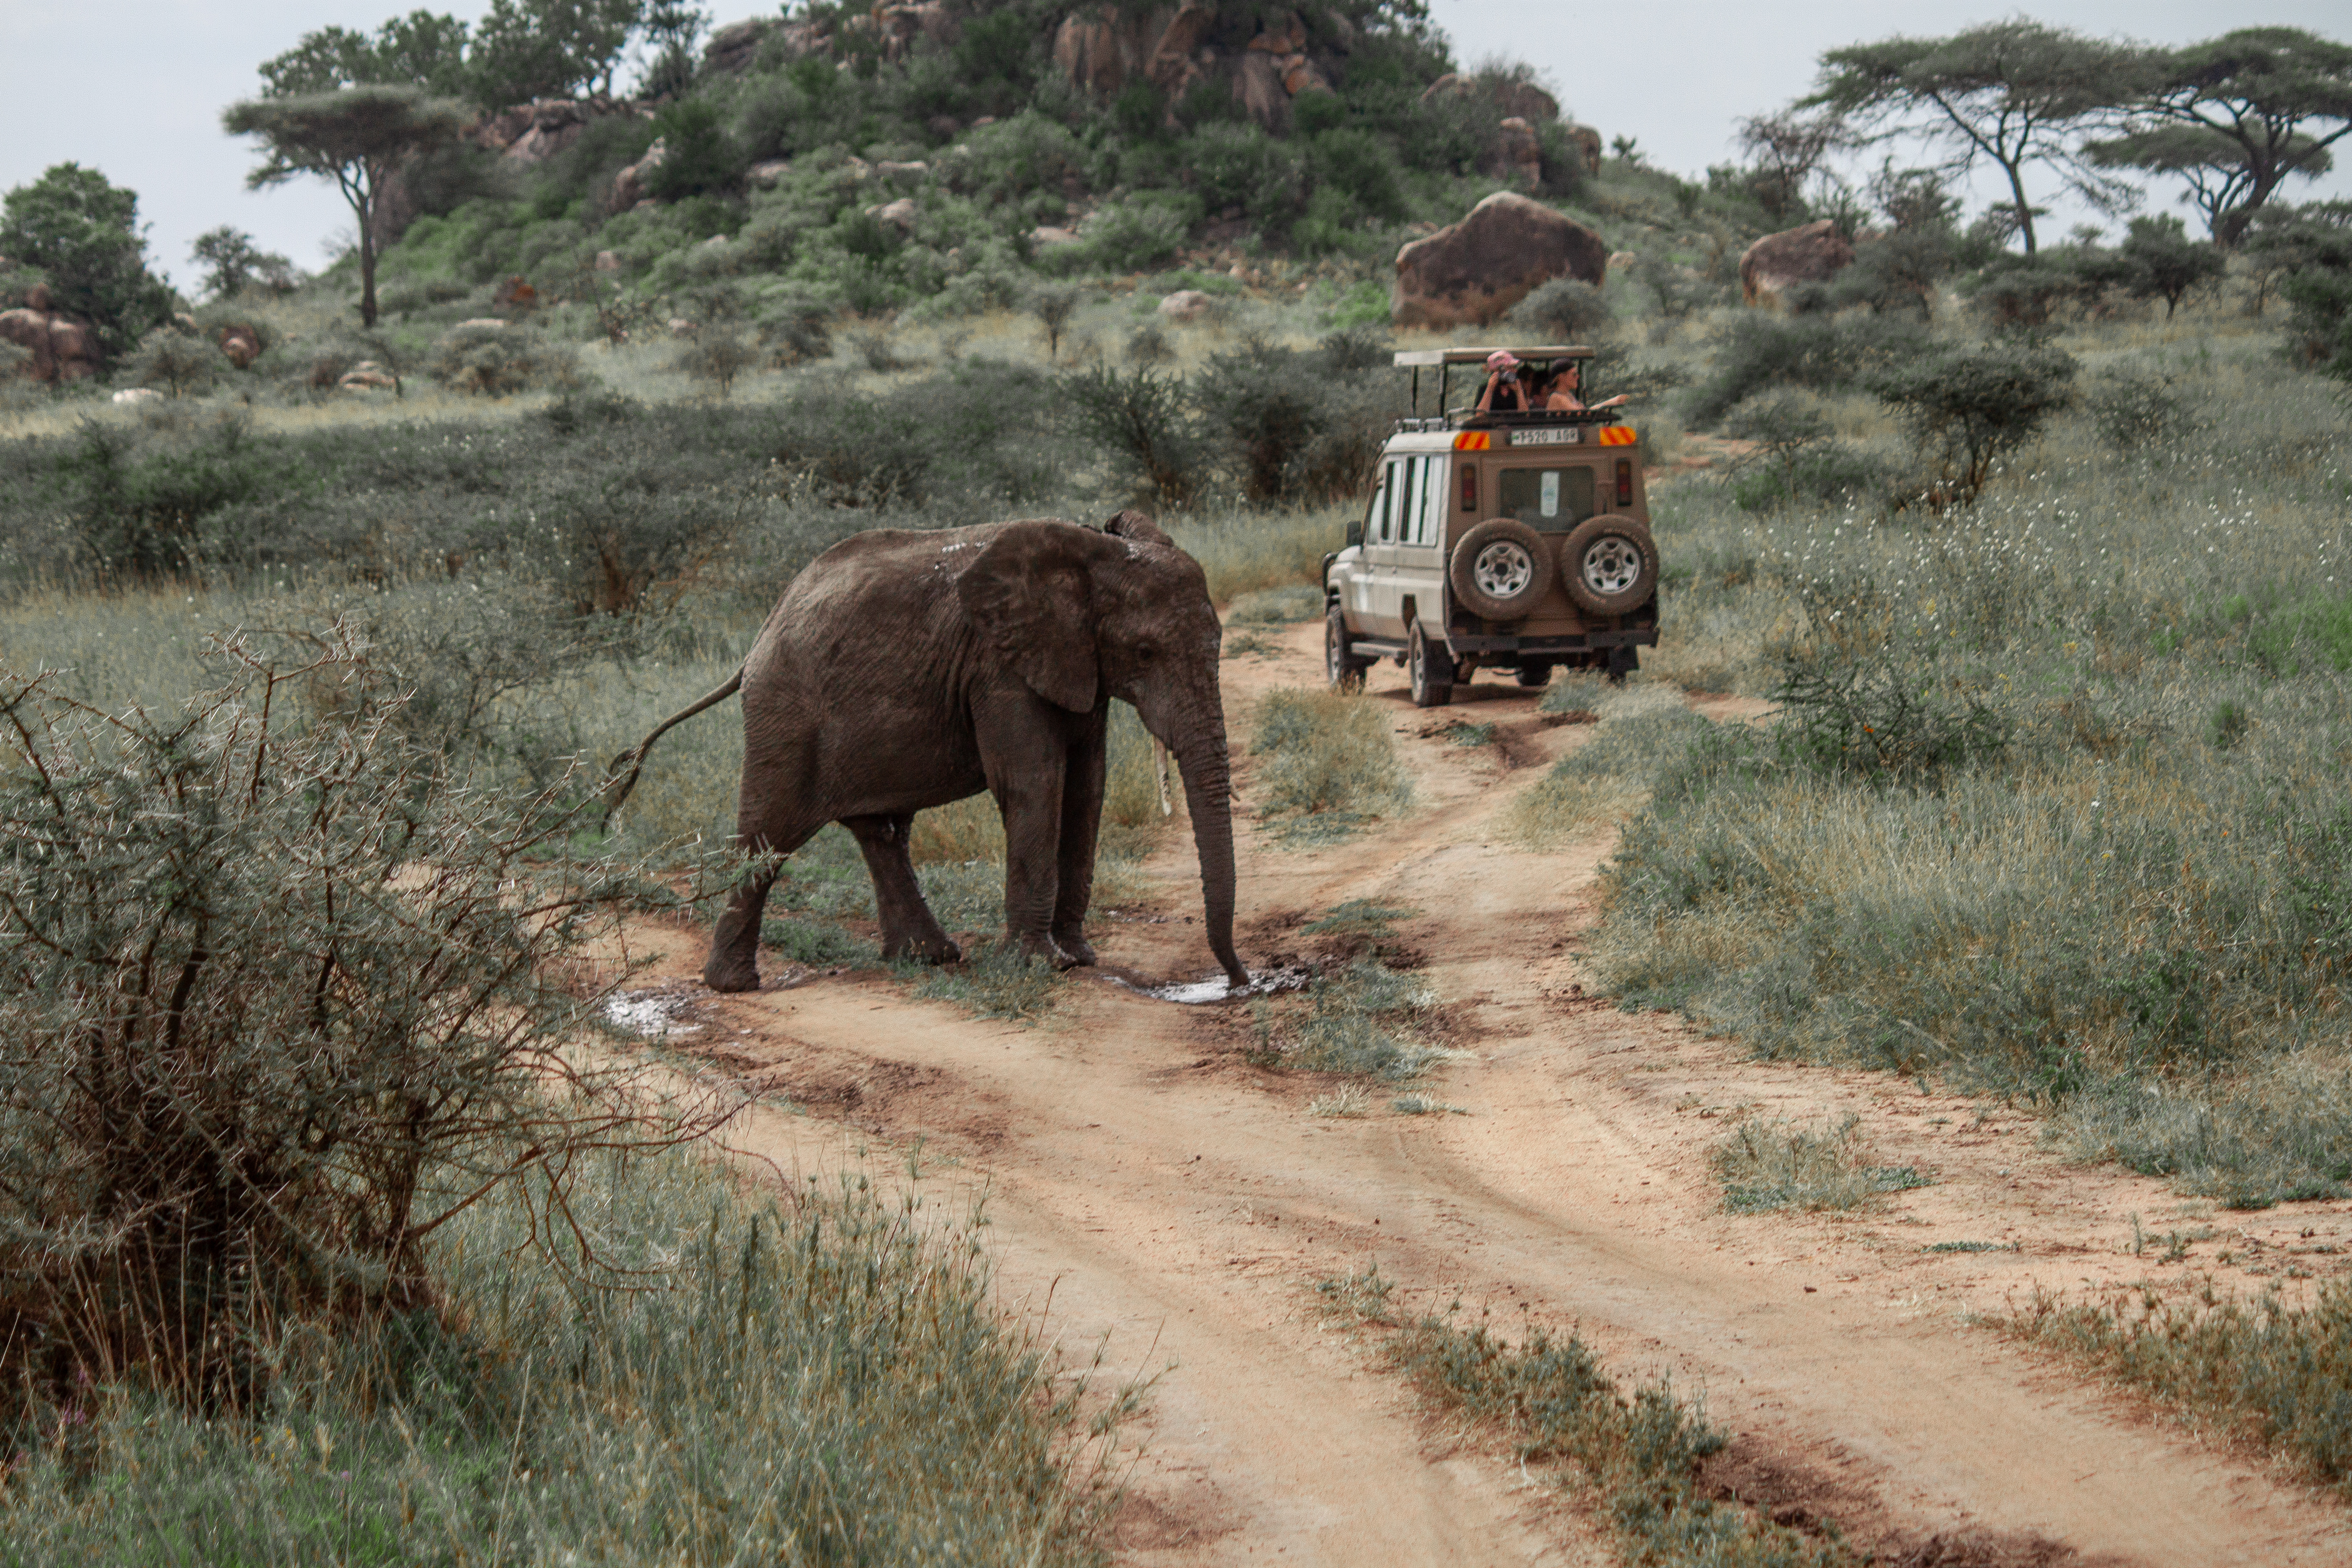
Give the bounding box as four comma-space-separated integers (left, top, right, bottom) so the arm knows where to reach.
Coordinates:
957, 511, 1246, 987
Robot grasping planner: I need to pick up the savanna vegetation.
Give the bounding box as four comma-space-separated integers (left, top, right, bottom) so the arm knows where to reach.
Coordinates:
5, 0, 2352, 1554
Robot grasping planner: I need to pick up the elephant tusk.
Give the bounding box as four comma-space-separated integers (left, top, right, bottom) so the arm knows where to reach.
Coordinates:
1153, 737, 1173, 817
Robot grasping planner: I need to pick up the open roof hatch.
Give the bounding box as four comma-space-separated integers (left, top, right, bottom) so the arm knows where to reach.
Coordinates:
1394, 345, 1605, 424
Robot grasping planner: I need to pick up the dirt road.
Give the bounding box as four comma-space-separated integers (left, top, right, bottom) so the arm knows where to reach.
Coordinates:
611, 620, 2352, 1567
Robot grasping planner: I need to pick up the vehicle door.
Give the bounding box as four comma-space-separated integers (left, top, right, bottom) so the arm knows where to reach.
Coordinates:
1365, 453, 1418, 637
1344, 467, 1387, 629
1395, 453, 1449, 632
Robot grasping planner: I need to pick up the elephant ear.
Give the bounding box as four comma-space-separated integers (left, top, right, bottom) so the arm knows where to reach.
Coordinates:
957, 520, 1121, 711
1101, 509, 1173, 547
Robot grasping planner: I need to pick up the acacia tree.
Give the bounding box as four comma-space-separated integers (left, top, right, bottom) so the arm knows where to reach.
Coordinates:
2088, 28, 2352, 248
224, 87, 466, 328
1735, 109, 1855, 222
258, 11, 475, 98
1809, 20, 2145, 255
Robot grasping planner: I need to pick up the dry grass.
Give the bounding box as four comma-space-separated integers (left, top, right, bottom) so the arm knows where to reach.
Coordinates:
1248, 686, 1414, 845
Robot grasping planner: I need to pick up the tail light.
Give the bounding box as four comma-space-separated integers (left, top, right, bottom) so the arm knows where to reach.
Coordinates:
1460, 464, 1478, 513
1615, 458, 1633, 507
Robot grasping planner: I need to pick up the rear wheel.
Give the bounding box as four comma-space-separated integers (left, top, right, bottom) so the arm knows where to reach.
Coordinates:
1559, 515, 1660, 617
1325, 601, 1367, 693
1408, 622, 1454, 708
1448, 519, 1551, 620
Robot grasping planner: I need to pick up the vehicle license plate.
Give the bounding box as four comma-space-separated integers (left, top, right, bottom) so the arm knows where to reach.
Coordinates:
1511, 427, 1578, 445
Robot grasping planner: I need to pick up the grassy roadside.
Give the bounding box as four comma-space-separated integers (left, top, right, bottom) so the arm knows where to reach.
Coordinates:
1316, 1268, 1852, 1568
0, 1139, 1119, 1566
2008, 1280, 2352, 1502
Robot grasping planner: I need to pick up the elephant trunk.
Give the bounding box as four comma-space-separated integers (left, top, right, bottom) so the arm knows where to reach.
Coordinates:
1173, 731, 1246, 989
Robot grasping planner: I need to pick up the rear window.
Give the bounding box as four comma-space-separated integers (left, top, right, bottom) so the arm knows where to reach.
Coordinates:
1499, 466, 1596, 532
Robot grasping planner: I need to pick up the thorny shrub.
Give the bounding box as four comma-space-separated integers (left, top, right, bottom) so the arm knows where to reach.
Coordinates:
0, 627, 716, 1419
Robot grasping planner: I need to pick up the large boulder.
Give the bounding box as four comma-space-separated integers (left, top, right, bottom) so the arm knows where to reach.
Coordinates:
703, 17, 776, 74
1486, 116, 1541, 189
609, 137, 667, 211
1052, 4, 1172, 97
217, 324, 263, 369
1564, 122, 1603, 171
1391, 192, 1608, 329
1421, 72, 1558, 125
1740, 220, 1855, 306
0, 293, 102, 383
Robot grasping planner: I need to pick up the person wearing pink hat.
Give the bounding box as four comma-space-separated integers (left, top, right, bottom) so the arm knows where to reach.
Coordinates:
1475, 348, 1531, 412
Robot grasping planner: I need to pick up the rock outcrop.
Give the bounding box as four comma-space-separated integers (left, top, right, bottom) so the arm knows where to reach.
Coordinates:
1740, 220, 1854, 306
1390, 192, 1609, 329
1052, 3, 1338, 133
703, 18, 776, 74
609, 138, 667, 212
476, 98, 613, 166
1488, 117, 1541, 188
0, 286, 102, 382
1421, 72, 1558, 126
1158, 289, 1217, 323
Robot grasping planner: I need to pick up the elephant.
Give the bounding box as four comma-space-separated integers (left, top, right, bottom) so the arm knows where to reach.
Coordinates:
603, 509, 1247, 994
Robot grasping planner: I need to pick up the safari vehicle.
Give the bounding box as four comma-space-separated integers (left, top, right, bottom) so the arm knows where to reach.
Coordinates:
1323, 346, 1660, 707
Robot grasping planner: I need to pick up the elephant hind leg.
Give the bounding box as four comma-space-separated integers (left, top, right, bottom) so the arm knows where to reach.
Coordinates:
843, 813, 961, 965
706, 817, 824, 993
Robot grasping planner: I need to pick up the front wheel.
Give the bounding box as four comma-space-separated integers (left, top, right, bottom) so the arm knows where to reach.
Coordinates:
1515, 662, 1553, 688
1325, 601, 1367, 693
1408, 622, 1454, 708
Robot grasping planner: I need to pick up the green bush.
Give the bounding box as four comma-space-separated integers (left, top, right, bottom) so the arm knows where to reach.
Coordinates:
427, 321, 584, 395
1865, 339, 2077, 508
1186, 122, 1306, 233
1508, 276, 1612, 342
1684, 314, 1927, 427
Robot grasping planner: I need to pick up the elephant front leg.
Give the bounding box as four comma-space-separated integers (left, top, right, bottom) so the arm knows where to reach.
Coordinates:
705, 863, 778, 993
980, 724, 1078, 970
1050, 710, 1108, 967
843, 813, 961, 964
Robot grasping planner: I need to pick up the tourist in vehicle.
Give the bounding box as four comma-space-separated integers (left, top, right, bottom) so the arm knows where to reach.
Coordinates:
1538, 362, 1628, 412
1475, 350, 1531, 412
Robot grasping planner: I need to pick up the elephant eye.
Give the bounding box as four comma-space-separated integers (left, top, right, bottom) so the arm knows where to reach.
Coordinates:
1133, 643, 1159, 662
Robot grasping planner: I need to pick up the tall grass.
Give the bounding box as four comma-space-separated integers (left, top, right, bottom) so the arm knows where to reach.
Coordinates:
1248, 687, 1414, 845
0, 1141, 1117, 1566
1589, 319, 2352, 1207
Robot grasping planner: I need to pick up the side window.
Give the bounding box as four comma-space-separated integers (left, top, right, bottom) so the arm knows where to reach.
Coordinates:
1391, 458, 1418, 544
1415, 458, 1444, 545
1363, 474, 1386, 542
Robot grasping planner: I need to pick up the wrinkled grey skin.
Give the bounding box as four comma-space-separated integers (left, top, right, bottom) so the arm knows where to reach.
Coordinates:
640, 510, 1244, 994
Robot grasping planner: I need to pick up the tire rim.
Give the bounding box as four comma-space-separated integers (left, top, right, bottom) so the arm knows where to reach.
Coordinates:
1581, 536, 1643, 597
1473, 540, 1536, 600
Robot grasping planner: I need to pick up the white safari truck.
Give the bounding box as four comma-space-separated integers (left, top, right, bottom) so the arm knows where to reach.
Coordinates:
1323, 346, 1661, 707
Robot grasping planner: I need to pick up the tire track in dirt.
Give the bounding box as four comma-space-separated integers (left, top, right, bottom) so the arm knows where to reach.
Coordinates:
610, 620, 2352, 1567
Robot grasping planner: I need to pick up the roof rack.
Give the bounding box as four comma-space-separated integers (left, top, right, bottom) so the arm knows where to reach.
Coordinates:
1390, 345, 1596, 367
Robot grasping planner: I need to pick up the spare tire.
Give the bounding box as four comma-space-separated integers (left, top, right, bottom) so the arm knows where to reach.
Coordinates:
1448, 518, 1550, 620
1559, 515, 1659, 617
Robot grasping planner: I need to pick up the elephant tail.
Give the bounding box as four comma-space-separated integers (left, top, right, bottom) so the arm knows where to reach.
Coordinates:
597, 668, 744, 833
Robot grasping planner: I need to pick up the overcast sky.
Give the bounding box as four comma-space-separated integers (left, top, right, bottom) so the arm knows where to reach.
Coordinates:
3, 1, 2346, 294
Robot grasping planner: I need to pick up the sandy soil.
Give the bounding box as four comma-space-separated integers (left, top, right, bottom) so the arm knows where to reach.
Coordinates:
602, 620, 2352, 1568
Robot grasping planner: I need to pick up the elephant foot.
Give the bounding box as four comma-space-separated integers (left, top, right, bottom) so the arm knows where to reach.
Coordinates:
704, 954, 763, 993
884, 932, 963, 966
1014, 932, 1082, 971
1052, 930, 1098, 967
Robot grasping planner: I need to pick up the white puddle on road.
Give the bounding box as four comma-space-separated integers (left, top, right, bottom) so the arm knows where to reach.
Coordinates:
604, 988, 704, 1037
1118, 967, 1311, 1005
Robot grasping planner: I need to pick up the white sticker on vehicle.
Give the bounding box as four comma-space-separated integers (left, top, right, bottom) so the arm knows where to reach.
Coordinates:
1511, 427, 1579, 445
1540, 470, 1560, 517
